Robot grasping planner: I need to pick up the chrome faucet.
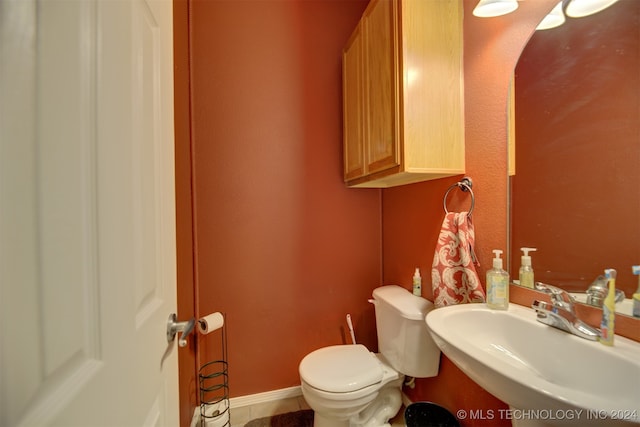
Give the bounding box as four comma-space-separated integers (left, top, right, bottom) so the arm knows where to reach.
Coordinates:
585, 275, 625, 308
532, 282, 600, 341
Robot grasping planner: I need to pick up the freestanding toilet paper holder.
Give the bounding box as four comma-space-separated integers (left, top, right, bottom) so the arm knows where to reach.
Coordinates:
199, 313, 229, 427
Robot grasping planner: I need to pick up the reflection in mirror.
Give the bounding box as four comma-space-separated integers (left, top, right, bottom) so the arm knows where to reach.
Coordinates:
510, 0, 640, 316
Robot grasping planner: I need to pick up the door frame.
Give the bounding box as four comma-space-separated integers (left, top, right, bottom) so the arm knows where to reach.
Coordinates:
173, 1, 199, 426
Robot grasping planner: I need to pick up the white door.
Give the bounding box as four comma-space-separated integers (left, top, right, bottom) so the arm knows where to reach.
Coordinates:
0, 0, 179, 425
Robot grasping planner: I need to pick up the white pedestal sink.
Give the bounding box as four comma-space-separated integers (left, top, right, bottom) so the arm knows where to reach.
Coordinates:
426, 303, 640, 426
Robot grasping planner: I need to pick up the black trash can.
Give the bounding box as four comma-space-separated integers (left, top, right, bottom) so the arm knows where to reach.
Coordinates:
404, 402, 460, 427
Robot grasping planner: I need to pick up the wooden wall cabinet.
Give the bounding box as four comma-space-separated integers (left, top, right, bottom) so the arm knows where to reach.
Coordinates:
342, 0, 464, 188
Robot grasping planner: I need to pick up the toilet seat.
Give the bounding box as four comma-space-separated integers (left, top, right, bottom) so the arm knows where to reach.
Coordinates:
299, 344, 383, 393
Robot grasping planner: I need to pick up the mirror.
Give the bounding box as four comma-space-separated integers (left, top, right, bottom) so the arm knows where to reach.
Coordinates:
509, 0, 640, 316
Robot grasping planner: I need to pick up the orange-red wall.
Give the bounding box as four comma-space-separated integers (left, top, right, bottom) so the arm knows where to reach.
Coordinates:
187, 0, 378, 398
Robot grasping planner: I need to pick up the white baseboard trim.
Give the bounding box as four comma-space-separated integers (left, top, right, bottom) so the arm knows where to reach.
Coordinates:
229, 385, 303, 409
228, 386, 411, 411
190, 386, 303, 426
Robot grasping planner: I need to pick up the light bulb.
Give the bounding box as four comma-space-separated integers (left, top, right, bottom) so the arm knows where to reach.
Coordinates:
473, 0, 519, 18
565, 0, 619, 18
536, 1, 566, 30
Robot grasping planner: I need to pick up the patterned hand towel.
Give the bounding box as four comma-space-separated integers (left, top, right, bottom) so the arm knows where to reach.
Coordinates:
431, 212, 485, 307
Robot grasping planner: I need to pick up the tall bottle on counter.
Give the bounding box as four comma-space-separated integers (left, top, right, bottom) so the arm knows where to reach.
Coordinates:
599, 268, 616, 346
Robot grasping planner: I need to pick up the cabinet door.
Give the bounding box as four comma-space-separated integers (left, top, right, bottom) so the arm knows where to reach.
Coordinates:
363, 0, 399, 175
343, 24, 365, 181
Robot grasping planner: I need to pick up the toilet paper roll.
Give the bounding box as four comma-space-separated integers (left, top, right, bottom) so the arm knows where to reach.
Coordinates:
198, 312, 224, 335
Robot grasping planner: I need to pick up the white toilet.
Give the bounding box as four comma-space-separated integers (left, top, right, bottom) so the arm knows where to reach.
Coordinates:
299, 285, 441, 427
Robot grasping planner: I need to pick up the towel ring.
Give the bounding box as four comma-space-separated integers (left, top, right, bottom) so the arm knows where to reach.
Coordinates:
443, 177, 475, 216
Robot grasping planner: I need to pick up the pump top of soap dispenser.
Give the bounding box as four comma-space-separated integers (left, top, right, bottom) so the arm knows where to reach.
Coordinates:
520, 247, 537, 266
492, 249, 504, 269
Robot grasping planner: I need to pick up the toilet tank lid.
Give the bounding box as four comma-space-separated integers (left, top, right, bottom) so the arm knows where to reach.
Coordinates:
372, 285, 434, 320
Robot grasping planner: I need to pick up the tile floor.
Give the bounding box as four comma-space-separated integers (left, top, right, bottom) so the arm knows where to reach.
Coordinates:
229, 396, 406, 427
229, 395, 310, 427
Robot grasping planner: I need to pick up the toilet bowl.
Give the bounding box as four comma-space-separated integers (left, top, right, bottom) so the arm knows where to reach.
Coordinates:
298, 285, 441, 427
300, 345, 403, 427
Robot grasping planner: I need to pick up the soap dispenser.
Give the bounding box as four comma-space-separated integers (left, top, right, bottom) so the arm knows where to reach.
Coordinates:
518, 247, 537, 289
487, 249, 509, 310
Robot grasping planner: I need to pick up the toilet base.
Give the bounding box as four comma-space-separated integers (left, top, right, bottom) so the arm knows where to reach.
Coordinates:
312, 385, 402, 427
313, 412, 349, 427
353, 386, 401, 427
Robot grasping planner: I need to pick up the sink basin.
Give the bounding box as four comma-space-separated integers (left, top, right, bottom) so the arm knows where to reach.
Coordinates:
426, 303, 640, 426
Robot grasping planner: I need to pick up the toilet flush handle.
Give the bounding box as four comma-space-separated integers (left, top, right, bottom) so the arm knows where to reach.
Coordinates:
368, 299, 377, 305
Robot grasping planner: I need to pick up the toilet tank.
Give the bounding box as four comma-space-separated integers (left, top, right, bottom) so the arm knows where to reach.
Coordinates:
372, 285, 440, 378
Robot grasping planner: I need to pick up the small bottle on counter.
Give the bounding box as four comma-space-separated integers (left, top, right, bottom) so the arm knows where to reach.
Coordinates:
412, 268, 422, 297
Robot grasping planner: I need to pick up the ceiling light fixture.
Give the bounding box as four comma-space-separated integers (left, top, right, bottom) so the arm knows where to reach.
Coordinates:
473, 0, 620, 30
536, 1, 566, 30
565, 0, 619, 17
472, 0, 519, 18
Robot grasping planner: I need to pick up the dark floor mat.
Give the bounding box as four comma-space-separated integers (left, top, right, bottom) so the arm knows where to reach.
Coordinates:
244, 409, 314, 427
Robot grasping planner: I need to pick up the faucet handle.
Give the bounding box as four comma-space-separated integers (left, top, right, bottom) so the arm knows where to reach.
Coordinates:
534, 282, 576, 313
